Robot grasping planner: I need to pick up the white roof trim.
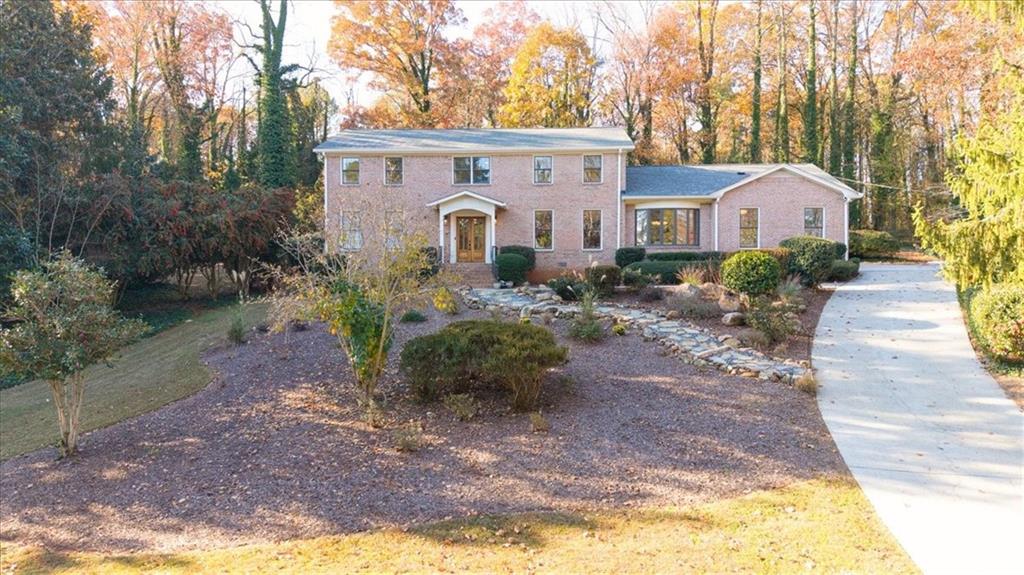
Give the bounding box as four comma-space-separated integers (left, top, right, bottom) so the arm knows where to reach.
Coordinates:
710, 164, 862, 200
426, 190, 508, 208
319, 146, 633, 156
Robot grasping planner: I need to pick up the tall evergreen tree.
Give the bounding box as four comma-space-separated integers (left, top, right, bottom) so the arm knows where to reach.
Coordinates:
256, 0, 296, 188
750, 0, 764, 163
803, 0, 819, 164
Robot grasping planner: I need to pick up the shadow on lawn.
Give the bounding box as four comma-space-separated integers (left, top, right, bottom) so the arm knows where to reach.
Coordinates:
0, 307, 841, 554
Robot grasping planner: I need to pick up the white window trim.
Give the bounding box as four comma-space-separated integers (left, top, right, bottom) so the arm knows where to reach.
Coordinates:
533, 155, 554, 185
803, 206, 825, 238
739, 207, 760, 249
339, 209, 363, 251
581, 208, 603, 251
341, 157, 360, 186
383, 156, 404, 186
533, 209, 554, 252
582, 154, 603, 184
451, 155, 492, 186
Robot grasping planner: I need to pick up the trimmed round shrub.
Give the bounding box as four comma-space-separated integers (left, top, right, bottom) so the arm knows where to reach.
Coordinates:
585, 264, 621, 296
833, 242, 848, 259
755, 248, 793, 275
547, 274, 588, 301
779, 236, 839, 286
615, 247, 646, 268
968, 284, 1024, 362
400, 319, 568, 410
495, 253, 529, 285
400, 309, 428, 323
848, 230, 899, 259
499, 245, 536, 270
721, 251, 781, 295
829, 259, 860, 281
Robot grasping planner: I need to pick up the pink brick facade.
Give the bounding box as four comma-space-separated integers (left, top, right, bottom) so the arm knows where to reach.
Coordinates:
324, 152, 625, 271
715, 173, 847, 252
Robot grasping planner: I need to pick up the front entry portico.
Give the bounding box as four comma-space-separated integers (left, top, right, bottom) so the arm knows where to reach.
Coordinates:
427, 191, 507, 264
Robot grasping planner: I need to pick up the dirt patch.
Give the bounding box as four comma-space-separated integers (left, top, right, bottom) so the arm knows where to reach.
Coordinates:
0, 308, 845, 554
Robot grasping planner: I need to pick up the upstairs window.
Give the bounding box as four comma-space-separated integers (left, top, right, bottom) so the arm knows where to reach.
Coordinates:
384, 157, 403, 186
341, 157, 360, 185
453, 156, 490, 184
583, 154, 603, 183
739, 208, 759, 248
534, 156, 552, 184
804, 207, 824, 237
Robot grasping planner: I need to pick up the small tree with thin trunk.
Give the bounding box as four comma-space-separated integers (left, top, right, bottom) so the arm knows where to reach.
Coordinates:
0, 253, 145, 457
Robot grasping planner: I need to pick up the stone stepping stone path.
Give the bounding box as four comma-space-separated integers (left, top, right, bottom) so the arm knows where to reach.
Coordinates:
462, 286, 808, 384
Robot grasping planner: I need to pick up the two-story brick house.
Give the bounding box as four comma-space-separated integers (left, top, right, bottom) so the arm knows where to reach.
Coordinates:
314, 127, 860, 280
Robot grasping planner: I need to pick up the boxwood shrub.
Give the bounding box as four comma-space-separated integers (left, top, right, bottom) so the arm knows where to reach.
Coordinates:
829, 258, 860, 281
499, 245, 536, 270
399, 320, 568, 410
754, 247, 794, 275
779, 236, 840, 286
495, 253, 529, 285
721, 251, 781, 295
614, 247, 646, 268
848, 230, 900, 259
968, 284, 1024, 362
585, 264, 621, 296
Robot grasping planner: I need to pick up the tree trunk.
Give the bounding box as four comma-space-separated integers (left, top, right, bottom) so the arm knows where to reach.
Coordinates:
775, 3, 790, 162
750, 0, 763, 162
803, 0, 819, 164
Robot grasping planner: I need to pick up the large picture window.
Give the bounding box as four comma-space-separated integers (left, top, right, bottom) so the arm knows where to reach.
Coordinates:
634, 208, 700, 247
453, 156, 490, 184
534, 210, 553, 250
583, 210, 602, 250
804, 207, 824, 237
341, 157, 360, 185
583, 155, 603, 183
340, 211, 363, 250
739, 208, 759, 248
534, 156, 552, 184
384, 157, 403, 185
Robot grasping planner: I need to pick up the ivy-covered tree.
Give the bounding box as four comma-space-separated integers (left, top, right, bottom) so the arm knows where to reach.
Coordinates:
256, 0, 296, 188
0, 253, 145, 457
802, 0, 819, 164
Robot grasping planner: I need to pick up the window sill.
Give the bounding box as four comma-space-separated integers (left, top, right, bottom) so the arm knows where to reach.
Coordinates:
582, 248, 604, 252
534, 247, 555, 252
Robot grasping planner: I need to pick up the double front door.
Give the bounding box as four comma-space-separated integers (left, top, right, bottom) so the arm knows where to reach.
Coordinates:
456, 216, 486, 262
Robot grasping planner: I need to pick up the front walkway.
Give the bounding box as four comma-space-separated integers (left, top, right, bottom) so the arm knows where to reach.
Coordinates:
813, 263, 1024, 575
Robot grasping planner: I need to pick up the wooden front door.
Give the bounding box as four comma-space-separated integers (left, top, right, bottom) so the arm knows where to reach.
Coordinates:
456, 216, 486, 262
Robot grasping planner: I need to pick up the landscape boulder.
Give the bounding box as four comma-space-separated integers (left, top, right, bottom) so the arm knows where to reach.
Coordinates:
722, 312, 746, 326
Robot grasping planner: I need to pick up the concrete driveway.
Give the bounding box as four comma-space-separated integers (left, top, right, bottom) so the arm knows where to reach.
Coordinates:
813, 263, 1023, 575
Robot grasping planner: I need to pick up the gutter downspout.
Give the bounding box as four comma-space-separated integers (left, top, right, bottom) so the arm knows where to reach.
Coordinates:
616, 148, 623, 249
713, 199, 720, 251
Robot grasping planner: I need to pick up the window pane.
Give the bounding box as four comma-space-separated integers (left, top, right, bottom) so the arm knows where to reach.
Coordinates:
662, 209, 676, 245
635, 210, 649, 245
341, 211, 362, 250
739, 208, 758, 248
453, 157, 471, 184
472, 156, 490, 184
583, 210, 601, 249
534, 210, 553, 249
534, 156, 552, 184
385, 157, 403, 185
674, 208, 700, 246
583, 155, 602, 183
804, 207, 823, 237
342, 157, 359, 185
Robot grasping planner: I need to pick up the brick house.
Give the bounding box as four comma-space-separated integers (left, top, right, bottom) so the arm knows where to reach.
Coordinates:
314, 127, 861, 280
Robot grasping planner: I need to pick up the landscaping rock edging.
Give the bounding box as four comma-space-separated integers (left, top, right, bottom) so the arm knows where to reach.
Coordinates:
461, 286, 809, 384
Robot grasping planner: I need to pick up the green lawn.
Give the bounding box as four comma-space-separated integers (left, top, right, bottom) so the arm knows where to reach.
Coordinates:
0, 303, 267, 460
0, 478, 917, 574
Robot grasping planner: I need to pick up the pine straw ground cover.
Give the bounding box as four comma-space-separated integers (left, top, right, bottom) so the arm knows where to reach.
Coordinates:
1, 308, 914, 572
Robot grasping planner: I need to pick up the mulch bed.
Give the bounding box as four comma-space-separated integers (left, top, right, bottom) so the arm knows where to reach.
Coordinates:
0, 308, 845, 554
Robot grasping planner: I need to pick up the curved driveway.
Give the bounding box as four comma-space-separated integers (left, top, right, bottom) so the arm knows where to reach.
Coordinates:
813, 263, 1023, 575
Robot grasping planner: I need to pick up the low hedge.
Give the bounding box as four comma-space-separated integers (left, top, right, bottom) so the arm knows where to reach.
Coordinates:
399, 319, 568, 411
624, 260, 705, 285
585, 264, 621, 296
646, 251, 726, 262
499, 245, 536, 270
848, 230, 900, 259
614, 247, 646, 268
495, 253, 529, 285
967, 284, 1024, 363
829, 258, 860, 281
721, 251, 781, 295
779, 236, 840, 286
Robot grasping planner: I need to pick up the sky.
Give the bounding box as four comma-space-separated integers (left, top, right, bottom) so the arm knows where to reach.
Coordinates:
214, 0, 636, 116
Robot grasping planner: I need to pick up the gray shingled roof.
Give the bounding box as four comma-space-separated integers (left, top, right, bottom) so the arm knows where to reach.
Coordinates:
624, 163, 860, 198
314, 127, 634, 153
